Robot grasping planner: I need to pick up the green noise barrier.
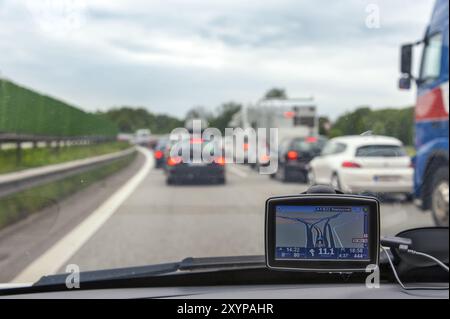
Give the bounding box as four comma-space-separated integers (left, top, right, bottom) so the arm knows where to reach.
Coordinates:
0, 79, 117, 138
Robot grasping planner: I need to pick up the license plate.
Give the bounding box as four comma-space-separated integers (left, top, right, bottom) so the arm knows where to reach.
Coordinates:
373, 175, 401, 182
187, 162, 207, 167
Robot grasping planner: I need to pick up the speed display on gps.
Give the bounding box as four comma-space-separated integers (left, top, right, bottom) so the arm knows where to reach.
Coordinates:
275, 205, 370, 261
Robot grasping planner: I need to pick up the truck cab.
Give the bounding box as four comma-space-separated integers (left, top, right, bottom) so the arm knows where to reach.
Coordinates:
399, 0, 449, 226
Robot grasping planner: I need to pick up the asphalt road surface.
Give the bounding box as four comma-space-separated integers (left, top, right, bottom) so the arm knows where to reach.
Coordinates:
0, 148, 435, 283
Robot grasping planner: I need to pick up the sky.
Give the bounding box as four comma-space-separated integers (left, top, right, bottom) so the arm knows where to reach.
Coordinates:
0, 0, 435, 119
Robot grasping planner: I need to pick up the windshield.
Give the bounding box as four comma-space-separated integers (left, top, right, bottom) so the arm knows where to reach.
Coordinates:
321, 142, 347, 156
0, 0, 447, 286
420, 33, 443, 82
355, 145, 407, 157
291, 137, 327, 154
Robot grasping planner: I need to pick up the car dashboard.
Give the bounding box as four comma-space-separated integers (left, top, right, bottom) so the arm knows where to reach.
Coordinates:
1, 283, 448, 299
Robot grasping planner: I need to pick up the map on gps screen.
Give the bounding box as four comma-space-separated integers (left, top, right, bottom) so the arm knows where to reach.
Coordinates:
275, 205, 370, 261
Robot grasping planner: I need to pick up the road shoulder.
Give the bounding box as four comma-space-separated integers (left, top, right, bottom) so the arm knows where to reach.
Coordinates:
0, 151, 146, 283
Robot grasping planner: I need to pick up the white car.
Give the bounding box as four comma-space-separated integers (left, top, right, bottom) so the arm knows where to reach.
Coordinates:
134, 129, 152, 146
308, 135, 413, 195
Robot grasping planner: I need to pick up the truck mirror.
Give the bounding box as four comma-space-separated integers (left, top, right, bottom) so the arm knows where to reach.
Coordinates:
400, 44, 413, 75
398, 76, 412, 90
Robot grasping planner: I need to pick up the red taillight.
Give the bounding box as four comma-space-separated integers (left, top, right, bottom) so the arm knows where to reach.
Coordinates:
154, 150, 164, 159
287, 150, 298, 160
213, 156, 226, 166
342, 161, 361, 168
260, 154, 270, 163
190, 138, 204, 144
167, 156, 182, 166
284, 111, 295, 119
305, 136, 318, 143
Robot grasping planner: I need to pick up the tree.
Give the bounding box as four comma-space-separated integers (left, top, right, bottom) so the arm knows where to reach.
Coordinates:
185, 106, 213, 121
263, 88, 287, 100
372, 121, 386, 136
327, 106, 414, 145
318, 116, 331, 136
97, 107, 183, 134
209, 102, 242, 133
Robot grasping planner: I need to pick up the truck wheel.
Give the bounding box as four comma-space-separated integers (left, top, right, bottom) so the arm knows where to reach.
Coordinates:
405, 193, 414, 202
431, 166, 449, 226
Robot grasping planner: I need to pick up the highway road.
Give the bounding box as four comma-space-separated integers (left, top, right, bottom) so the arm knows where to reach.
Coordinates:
0, 148, 435, 283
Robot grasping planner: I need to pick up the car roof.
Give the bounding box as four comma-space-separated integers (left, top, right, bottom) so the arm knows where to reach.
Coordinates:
329, 135, 403, 147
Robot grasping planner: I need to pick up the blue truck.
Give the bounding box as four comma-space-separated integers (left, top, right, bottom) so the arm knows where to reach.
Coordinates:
399, 0, 449, 226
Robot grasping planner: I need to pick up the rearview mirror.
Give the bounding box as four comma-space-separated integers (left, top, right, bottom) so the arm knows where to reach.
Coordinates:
400, 44, 413, 75
398, 76, 412, 90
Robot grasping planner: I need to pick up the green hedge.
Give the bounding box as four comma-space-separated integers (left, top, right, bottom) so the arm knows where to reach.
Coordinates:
0, 79, 117, 137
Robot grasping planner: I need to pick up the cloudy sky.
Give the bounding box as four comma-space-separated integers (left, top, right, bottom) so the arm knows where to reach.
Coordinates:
0, 0, 435, 119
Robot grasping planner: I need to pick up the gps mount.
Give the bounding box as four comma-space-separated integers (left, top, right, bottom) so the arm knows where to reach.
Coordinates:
302, 184, 344, 195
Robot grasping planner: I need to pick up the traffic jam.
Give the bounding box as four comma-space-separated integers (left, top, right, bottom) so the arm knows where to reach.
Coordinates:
147, 100, 416, 203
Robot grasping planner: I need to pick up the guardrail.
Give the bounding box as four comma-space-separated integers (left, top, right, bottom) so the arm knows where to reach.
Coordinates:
0, 147, 136, 199
0, 133, 115, 144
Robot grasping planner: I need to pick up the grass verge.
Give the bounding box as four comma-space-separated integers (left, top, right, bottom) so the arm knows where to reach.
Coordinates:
0, 152, 136, 230
0, 142, 130, 174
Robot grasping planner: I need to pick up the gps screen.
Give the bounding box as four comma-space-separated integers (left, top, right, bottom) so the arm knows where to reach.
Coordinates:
275, 205, 370, 261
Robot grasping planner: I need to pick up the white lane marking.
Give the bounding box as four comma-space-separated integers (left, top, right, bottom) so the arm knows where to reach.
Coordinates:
227, 165, 249, 178
12, 147, 154, 283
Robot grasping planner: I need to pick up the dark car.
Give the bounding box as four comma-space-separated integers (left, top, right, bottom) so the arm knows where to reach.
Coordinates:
164, 137, 226, 185
271, 136, 327, 182
153, 137, 170, 168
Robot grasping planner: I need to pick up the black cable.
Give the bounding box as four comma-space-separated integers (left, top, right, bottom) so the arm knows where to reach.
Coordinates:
381, 247, 449, 291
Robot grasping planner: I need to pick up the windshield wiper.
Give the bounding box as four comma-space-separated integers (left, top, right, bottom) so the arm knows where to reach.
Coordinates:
33, 261, 182, 287
178, 255, 265, 271
30, 255, 266, 288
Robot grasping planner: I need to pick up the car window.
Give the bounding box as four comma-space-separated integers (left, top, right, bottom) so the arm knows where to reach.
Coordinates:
321, 142, 346, 155
355, 145, 407, 157
279, 139, 292, 153
156, 139, 168, 149
291, 137, 327, 154
170, 139, 221, 158
334, 143, 347, 154
291, 139, 311, 152
320, 142, 335, 155
420, 33, 443, 81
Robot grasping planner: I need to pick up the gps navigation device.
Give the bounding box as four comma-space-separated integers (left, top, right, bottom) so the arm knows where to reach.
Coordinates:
265, 193, 380, 272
